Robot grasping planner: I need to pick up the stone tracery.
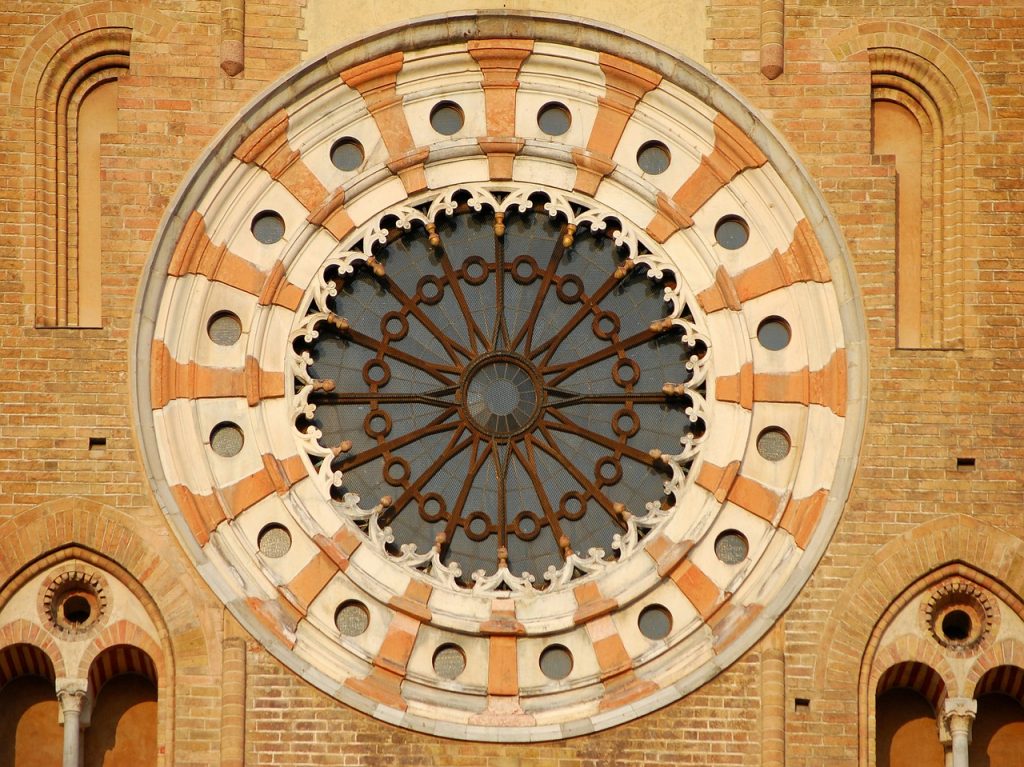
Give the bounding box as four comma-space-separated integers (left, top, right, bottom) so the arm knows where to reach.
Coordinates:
291, 184, 708, 594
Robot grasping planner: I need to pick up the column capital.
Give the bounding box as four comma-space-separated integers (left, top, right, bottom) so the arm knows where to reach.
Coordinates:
943, 697, 978, 721
941, 697, 977, 743
942, 697, 977, 767
55, 678, 92, 725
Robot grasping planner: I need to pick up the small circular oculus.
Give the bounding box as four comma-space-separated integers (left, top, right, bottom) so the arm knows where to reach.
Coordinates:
257, 524, 292, 558
330, 137, 364, 171
43, 571, 106, 636
714, 215, 749, 250
714, 530, 749, 565
210, 422, 244, 457
757, 428, 791, 462
924, 581, 992, 652
537, 102, 572, 136
638, 604, 673, 640
335, 600, 370, 636
207, 311, 242, 346
758, 317, 791, 351
430, 101, 464, 135
251, 210, 285, 244
432, 644, 467, 679
539, 645, 573, 680
637, 141, 671, 174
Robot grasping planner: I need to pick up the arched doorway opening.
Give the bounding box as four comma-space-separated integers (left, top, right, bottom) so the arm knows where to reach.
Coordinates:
970, 666, 1024, 767
84, 644, 158, 767
876, 661, 946, 767
0, 643, 62, 767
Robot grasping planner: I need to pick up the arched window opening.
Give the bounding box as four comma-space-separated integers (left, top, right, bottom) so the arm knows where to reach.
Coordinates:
85, 645, 158, 767
875, 662, 946, 767
869, 48, 965, 350
970, 666, 1024, 767
73, 78, 122, 328
32, 27, 130, 328
0, 644, 61, 767
872, 98, 925, 348
85, 674, 157, 767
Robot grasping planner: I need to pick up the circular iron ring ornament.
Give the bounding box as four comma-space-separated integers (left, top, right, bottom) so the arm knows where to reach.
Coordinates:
460, 352, 544, 438
135, 14, 866, 741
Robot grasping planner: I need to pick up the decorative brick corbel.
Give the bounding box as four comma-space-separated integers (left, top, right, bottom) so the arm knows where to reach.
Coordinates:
760, 0, 784, 80
221, 0, 245, 76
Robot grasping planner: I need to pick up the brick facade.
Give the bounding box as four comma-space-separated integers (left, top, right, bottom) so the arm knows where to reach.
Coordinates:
1, 1, 1022, 765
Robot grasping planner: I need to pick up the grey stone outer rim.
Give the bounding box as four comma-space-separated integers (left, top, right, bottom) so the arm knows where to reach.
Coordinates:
131, 11, 868, 742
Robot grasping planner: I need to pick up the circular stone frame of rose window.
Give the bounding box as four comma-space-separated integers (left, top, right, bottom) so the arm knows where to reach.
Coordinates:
133, 13, 867, 741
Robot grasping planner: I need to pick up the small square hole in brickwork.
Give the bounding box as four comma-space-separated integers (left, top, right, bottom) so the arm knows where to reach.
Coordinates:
794, 697, 811, 713
956, 457, 976, 470
88, 437, 106, 454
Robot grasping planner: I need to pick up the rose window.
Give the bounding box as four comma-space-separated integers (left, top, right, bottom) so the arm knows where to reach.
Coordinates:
136, 17, 865, 741
293, 190, 706, 588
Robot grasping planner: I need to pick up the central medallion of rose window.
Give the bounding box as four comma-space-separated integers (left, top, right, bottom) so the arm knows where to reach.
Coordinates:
462, 353, 543, 437
295, 188, 706, 587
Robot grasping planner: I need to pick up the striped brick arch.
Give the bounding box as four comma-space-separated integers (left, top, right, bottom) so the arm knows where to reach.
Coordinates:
876, 661, 946, 714
0, 643, 55, 690
134, 13, 867, 740
77, 620, 164, 684
974, 665, 1024, 704
87, 644, 158, 695
0, 620, 65, 680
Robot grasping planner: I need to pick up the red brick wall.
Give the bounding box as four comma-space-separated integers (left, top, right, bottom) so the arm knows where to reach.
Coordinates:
0, 1, 1022, 764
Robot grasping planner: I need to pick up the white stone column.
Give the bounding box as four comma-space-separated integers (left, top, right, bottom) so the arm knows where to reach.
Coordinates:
56, 679, 90, 767
942, 697, 977, 767
939, 725, 953, 767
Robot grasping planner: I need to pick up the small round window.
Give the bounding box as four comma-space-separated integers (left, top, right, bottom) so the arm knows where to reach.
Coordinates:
43, 572, 106, 636
251, 210, 285, 244
210, 422, 244, 457
757, 428, 791, 462
432, 644, 467, 679
637, 141, 671, 174
430, 101, 464, 136
757, 317, 791, 351
537, 102, 571, 136
330, 137, 364, 171
638, 605, 672, 640
207, 311, 242, 346
715, 530, 749, 565
925, 581, 991, 652
335, 601, 370, 636
257, 524, 292, 558
539, 645, 573, 680
714, 216, 749, 250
